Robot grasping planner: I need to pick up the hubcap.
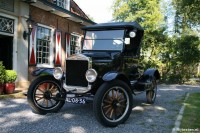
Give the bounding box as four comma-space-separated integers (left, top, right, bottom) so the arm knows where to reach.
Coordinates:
43, 91, 52, 100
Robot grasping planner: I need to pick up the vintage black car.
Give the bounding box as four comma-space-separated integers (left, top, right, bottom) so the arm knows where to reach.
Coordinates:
27, 22, 160, 127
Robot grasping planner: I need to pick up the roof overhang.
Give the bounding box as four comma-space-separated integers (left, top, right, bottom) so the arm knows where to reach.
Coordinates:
30, 0, 95, 26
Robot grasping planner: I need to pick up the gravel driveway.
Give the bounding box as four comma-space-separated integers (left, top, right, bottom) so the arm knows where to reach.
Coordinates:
0, 84, 199, 133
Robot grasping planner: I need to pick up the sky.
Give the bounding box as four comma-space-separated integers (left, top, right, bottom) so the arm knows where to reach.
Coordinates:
73, 0, 114, 23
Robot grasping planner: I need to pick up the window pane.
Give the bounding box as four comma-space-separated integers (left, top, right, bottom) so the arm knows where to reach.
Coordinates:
36, 26, 51, 64
56, 0, 69, 10
70, 34, 80, 55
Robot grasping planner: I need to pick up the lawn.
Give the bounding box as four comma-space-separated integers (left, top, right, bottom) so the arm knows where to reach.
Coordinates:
179, 93, 200, 132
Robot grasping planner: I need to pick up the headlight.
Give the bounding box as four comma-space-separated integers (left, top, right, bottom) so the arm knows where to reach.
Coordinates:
53, 67, 63, 80
129, 31, 136, 38
85, 69, 97, 83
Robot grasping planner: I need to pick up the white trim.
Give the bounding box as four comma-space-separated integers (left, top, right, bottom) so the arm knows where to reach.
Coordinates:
70, 33, 81, 55
57, 0, 70, 10
0, 13, 18, 72
65, 33, 70, 58
36, 23, 55, 68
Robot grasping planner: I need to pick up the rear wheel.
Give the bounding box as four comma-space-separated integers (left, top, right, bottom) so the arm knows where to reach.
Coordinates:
27, 76, 66, 114
146, 77, 157, 104
93, 80, 133, 127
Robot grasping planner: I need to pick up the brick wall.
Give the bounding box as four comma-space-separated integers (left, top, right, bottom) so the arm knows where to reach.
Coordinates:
28, 6, 85, 81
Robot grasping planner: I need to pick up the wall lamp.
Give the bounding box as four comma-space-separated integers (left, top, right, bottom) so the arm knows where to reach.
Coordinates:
23, 16, 35, 40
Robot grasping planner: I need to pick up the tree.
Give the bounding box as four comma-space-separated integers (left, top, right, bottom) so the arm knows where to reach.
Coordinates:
112, 0, 166, 69
112, 0, 164, 32
172, 0, 200, 33
112, 0, 200, 83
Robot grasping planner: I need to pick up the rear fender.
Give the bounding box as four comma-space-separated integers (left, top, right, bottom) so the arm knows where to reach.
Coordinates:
141, 68, 160, 81
32, 68, 54, 77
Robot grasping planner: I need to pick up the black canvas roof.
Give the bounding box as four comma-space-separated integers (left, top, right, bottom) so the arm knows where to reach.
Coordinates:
82, 22, 144, 31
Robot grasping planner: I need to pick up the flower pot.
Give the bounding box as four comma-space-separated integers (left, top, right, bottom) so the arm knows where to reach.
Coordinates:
0, 84, 4, 95
4, 83, 15, 94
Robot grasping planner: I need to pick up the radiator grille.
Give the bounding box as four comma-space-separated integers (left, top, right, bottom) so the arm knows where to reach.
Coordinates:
65, 60, 88, 87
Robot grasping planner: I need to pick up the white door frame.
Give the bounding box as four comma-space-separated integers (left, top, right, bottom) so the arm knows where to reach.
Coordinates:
0, 13, 18, 71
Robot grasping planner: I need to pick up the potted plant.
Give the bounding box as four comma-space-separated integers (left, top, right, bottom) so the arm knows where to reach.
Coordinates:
4, 70, 17, 94
0, 62, 6, 95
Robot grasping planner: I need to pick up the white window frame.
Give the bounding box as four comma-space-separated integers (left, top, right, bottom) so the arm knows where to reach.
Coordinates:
56, 0, 70, 10
70, 33, 81, 55
36, 24, 54, 68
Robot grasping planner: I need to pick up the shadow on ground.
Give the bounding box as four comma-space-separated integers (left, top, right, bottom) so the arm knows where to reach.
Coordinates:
0, 84, 199, 133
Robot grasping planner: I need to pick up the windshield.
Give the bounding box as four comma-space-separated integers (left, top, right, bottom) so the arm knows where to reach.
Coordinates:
83, 30, 124, 51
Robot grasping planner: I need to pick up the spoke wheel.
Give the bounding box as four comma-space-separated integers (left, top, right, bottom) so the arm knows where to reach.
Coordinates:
27, 76, 66, 114
146, 77, 157, 104
34, 82, 60, 109
93, 80, 133, 127
102, 87, 129, 122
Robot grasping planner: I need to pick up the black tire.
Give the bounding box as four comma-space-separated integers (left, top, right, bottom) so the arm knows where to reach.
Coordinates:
146, 77, 157, 104
27, 76, 66, 114
93, 80, 133, 127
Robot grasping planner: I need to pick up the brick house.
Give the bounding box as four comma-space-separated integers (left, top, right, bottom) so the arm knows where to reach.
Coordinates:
0, 0, 94, 88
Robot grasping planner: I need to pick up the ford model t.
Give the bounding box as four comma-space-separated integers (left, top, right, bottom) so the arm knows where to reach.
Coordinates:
27, 22, 160, 127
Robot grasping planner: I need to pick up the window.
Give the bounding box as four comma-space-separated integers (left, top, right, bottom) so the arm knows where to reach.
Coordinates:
70, 34, 81, 55
36, 26, 52, 66
83, 30, 124, 51
0, 15, 14, 34
56, 0, 70, 10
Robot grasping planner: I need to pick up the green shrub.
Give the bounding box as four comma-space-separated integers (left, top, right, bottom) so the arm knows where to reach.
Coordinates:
5, 70, 17, 83
0, 62, 6, 84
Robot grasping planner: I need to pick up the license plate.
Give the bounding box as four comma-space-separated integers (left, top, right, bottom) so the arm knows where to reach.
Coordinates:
66, 97, 86, 104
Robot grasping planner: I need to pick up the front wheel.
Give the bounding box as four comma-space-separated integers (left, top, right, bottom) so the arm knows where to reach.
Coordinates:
146, 77, 157, 104
27, 76, 66, 114
93, 80, 133, 127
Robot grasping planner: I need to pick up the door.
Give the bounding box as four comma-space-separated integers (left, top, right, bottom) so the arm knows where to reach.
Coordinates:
0, 34, 13, 69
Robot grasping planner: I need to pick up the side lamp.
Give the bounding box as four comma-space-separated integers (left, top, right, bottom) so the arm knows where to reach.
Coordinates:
23, 16, 35, 40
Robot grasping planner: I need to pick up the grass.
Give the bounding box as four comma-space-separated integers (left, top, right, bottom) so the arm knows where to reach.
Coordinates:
179, 93, 200, 131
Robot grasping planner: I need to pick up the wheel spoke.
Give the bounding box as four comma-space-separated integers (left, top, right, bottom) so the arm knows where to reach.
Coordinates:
104, 99, 112, 104
47, 83, 50, 91
49, 99, 54, 106
36, 97, 44, 101
119, 99, 126, 103
35, 93, 43, 96
35, 95, 43, 98
116, 107, 123, 116
103, 104, 111, 109
118, 92, 124, 100
49, 84, 55, 91
115, 89, 119, 99
41, 99, 46, 106
118, 104, 126, 108
111, 90, 115, 99
38, 87, 45, 93
45, 99, 49, 107
105, 106, 112, 115
109, 109, 114, 119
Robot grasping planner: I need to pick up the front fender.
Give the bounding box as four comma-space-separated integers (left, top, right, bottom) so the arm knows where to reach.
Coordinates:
32, 68, 54, 76
143, 68, 160, 80
102, 72, 118, 81
102, 72, 130, 85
